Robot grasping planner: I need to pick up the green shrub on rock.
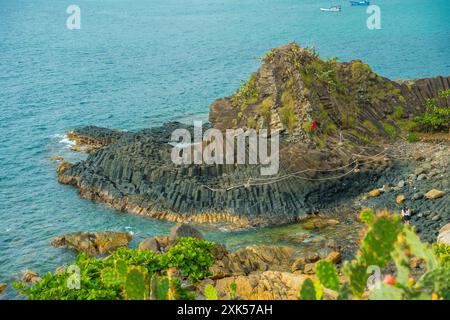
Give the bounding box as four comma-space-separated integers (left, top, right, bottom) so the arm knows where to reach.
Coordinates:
414, 89, 450, 132
14, 238, 216, 300
160, 237, 216, 282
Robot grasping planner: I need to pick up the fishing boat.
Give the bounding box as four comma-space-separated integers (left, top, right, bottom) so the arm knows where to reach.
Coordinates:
320, 5, 341, 12
350, 1, 370, 6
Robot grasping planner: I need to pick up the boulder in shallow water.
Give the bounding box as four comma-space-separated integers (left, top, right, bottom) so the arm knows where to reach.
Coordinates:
169, 223, 204, 241
21, 270, 40, 283
0, 283, 7, 294
51, 231, 132, 256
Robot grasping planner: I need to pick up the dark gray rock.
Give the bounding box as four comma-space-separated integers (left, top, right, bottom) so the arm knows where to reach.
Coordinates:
138, 237, 160, 252
170, 223, 204, 241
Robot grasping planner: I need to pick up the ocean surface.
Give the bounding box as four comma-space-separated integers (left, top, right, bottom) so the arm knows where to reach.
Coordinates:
0, 0, 449, 298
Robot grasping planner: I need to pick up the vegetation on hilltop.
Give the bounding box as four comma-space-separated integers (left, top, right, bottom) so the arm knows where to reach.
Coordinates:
215, 42, 412, 148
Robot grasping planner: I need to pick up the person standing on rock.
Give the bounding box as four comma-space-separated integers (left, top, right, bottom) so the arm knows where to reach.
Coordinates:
401, 205, 411, 225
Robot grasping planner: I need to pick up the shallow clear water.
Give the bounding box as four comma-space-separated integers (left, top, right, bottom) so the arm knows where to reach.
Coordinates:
0, 0, 449, 298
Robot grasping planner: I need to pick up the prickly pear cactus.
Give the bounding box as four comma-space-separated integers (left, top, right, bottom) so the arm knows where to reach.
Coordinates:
315, 260, 339, 291
229, 281, 237, 300
151, 274, 169, 300
204, 284, 218, 300
299, 278, 316, 300
403, 228, 437, 270
359, 213, 402, 267
343, 260, 368, 298
124, 268, 147, 300
101, 267, 123, 287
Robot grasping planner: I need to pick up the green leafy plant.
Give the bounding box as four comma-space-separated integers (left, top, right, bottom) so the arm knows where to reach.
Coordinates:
231, 75, 260, 111
229, 281, 238, 300
315, 260, 339, 291
15, 238, 216, 300
407, 132, 419, 142
382, 123, 397, 139
414, 89, 450, 132
160, 237, 216, 283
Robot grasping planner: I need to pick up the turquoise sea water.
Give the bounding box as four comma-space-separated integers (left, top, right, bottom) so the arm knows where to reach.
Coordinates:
0, 0, 449, 298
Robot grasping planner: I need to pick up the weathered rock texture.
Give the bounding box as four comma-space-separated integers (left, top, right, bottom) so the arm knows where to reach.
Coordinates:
51, 231, 132, 256
68, 126, 127, 153
437, 223, 450, 245
57, 43, 450, 227
199, 244, 341, 300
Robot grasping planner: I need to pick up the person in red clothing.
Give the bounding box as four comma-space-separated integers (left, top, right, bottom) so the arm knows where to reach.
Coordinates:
311, 119, 317, 131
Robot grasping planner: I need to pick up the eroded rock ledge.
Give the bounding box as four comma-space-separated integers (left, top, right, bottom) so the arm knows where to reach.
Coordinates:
67, 126, 127, 153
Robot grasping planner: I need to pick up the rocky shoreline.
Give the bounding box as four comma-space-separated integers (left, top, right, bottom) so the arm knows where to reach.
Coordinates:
13, 218, 448, 300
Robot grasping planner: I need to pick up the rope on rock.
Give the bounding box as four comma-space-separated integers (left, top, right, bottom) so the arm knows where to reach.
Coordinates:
201, 146, 389, 192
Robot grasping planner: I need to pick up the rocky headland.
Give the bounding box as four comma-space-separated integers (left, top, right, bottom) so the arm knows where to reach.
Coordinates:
56, 43, 449, 241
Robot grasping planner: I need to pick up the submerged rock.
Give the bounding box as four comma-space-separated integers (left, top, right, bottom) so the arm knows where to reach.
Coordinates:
51, 231, 132, 256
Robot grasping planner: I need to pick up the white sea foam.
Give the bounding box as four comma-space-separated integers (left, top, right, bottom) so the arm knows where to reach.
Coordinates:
55, 133, 76, 147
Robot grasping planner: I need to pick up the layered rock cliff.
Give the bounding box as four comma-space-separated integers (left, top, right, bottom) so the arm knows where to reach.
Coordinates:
57, 43, 450, 228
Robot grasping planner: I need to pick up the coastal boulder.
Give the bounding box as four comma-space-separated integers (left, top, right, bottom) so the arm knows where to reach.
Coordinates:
396, 195, 406, 204
425, 189, 445, 199
291, 257, 307, 273
138, 236, 172, 253
205, 271, 337, 300
169, 223, 204, 241
437, 223, 450, 245
0, 283, 7, 294
368, 189, 382, 197
211, 245, 294, 278
51, 231, 132, 256
21, 270, 40, 284
325, 251, 342, 264
138, 237, 160, 253
56, 162, 73, 176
